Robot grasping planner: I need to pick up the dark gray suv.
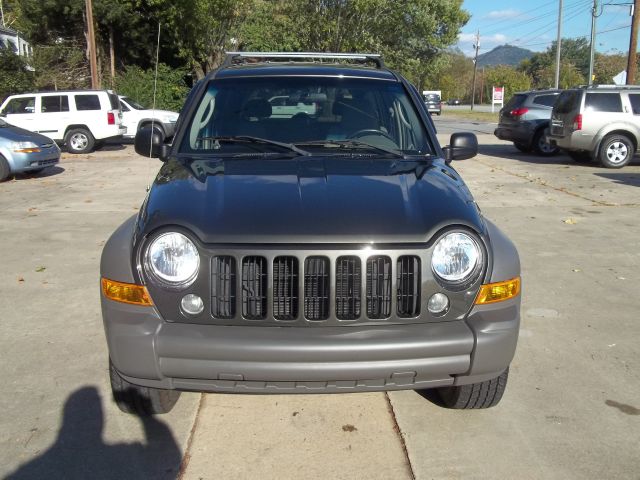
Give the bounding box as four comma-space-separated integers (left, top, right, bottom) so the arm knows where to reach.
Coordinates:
495, 89, 561, 156
100, 52, 521, 415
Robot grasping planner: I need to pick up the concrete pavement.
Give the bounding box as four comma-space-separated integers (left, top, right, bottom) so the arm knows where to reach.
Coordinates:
0, 136, 638, 479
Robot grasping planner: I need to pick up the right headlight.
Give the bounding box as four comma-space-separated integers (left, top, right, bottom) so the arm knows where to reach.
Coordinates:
145, 232, 200, 288
431, 232, 483, 286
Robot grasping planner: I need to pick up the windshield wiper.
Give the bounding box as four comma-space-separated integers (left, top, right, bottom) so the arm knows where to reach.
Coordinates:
295, 139, 410, 159
196, 135, 311, 156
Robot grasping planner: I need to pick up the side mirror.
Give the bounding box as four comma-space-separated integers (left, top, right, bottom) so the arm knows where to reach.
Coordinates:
443, 132, 478, 162
134, 126, 168, 161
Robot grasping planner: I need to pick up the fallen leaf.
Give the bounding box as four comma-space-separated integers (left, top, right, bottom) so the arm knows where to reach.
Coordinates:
35, 266, 46, 273
572, 269, 581, 272
18, 277, 24, 283
563, 217, 578, 224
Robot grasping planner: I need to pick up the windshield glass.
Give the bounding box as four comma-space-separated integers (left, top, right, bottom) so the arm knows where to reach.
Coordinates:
122, 97, 146, 110
0, 118, 7, 127
180, 76, 432, 156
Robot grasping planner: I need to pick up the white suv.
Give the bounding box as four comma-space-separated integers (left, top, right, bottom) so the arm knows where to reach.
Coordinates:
119, 96, 179, 141
0, 90, 126, 153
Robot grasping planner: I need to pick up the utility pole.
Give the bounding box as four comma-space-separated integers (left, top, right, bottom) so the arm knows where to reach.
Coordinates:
1, 0, 5, 27
627, 0, 640, 84
554, 0, 564, 89
471, 31, 480, 111
588, 0, 598, 85
85, 0, 99, 89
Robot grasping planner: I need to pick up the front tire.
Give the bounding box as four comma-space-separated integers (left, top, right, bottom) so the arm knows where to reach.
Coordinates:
65, 128, 95, 154
599, 134, 633, 168
109, 359, 181, 415
532, 129, 559, 156
0, 155, 11, 182
437, 368, 509, 409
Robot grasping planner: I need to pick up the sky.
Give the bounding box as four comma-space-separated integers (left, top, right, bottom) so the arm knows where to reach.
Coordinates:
457, 0, 635, 57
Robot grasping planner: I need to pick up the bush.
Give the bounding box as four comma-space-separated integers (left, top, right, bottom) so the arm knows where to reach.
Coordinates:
0, 50, 35, 102
115, 64, 189, 112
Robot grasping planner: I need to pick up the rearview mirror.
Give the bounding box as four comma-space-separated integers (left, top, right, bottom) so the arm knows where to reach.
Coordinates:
134, 126, 168, 160
443, 132, 478, 162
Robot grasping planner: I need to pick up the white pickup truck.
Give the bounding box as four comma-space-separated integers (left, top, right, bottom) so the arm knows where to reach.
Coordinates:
119, 96, 179, 141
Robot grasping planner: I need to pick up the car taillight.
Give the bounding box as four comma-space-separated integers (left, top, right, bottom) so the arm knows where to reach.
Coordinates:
573, 114, 582, 130
509, 107, 529, 117
107, 112, 115, 125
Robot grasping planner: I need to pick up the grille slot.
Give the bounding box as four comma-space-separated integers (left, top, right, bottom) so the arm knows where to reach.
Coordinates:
304, 257, 330, 320
366, 256, 392, 319
335, 256, 361, 320
241, 256, 267, 320
397, 256, 421, 317
273, 256, 299, 320
211, 256, 236, 319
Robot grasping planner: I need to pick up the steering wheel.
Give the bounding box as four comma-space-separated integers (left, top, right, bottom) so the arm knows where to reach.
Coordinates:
347, 129, 396, 142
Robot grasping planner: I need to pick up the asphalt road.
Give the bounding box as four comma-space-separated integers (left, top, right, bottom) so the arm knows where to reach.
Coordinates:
1, 132, 638, 479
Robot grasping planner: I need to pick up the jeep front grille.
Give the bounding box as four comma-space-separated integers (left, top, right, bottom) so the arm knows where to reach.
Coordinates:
208, 253, 423, 324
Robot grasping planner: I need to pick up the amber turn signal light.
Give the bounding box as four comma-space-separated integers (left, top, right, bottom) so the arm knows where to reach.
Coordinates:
475, 277, 521, 305
101, 278, 153, 306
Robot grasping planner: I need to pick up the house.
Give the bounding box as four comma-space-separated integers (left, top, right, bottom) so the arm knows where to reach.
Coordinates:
0, 25, 32, 57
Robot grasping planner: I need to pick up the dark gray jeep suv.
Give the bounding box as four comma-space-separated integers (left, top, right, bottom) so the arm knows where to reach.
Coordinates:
100, 53, 521, 415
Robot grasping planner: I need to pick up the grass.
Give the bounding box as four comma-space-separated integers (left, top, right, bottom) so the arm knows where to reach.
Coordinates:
440, 109, 499, 123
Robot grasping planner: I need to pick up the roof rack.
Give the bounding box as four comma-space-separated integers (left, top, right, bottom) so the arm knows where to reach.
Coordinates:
578, 84, 640, 89
222, 52, 385, 69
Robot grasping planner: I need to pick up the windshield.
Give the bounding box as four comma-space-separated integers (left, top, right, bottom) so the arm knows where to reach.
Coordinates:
0, 118, 6, 127
180, 76, 433, 157
122, 97, 146, 110
424, 94, 440, 103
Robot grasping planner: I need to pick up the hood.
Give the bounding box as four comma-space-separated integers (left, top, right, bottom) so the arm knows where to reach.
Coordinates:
137, 157, 484, 244
0, 122, 55, 144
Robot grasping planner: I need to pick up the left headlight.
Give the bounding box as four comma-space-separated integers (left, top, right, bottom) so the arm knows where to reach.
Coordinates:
431, 231, 483, 286
145, 232, 200, 287
12, 141, 41, 153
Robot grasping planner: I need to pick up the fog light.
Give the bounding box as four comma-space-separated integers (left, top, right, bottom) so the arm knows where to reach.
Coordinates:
181, 294, 204, 315
428, 293, 449, 314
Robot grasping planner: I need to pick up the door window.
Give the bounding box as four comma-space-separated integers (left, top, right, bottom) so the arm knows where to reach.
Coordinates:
75, 94, 101, 111
585, 93, 622, 113
41, 95, 70, 113
628, 94, 640, 114
3, 97, 36, 114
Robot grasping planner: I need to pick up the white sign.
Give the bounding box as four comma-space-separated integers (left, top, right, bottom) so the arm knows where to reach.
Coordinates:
492, 86, 505, 112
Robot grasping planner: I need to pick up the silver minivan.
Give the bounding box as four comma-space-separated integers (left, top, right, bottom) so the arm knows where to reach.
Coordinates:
549, 85, 640, 168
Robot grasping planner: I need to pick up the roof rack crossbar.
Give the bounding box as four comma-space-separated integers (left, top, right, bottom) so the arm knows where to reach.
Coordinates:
222, 52, 385, 69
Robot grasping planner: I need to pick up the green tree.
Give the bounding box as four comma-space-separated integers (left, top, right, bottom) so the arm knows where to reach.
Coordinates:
0, 50, 35, 101
115, 64, 189, 111
484, 65, 531, 101
519, 38, 590, 87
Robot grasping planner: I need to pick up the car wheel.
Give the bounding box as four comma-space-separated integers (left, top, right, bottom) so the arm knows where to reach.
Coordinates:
599, 134, 633, 169
65, 128, 95, 154
0, 155, 11, 182
568, 151, 592, 163
436, 368, 509, 409
109, 359, 181, 415
532, 129, 559, 156
514, 142, 530, 153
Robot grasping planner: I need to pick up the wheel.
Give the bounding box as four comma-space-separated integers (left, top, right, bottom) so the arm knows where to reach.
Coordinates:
532, 129, 559, 156
598, 134, 633, 169
65, 128, 95, 154
436, 368, 509, 409
568, 150, 592, 163
109, 359, 181, 415
513, 142, 530, 153
0, 155, 11, 182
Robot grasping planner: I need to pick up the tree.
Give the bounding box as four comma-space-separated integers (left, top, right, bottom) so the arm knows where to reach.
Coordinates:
0, 50, 35, 101
519, 38, 590, 87
484, 65, 531, 101
115, 64, 189, 111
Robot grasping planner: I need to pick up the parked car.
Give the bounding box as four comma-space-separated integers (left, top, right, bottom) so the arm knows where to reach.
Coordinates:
268, 95, 318, 118
494, 89, 561, 156
447, 99, 461, 106
119, 96, 179, 142
0, 90, 125, 154
0, 117, 60, 182
549, 85, 640, 168
100, 52, 521, 415
423, 93, 442, 115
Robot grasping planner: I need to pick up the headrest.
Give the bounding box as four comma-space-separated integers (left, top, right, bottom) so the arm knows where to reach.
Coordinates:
243, 99, 272, 119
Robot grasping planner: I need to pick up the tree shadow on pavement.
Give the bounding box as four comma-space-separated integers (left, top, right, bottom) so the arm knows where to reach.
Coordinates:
594, 172, 640, 188
5, 387, 182, 480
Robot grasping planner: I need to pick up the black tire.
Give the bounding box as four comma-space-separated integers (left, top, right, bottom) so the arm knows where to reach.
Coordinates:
568, 151, 592, 163
109, 359, 181, 415
514, 142, 530, 153
598, 133, 634, 169
532, 129, 559, 156
65, 128, 95, 154
437, 368, 509, 409
0, 155, 11, 182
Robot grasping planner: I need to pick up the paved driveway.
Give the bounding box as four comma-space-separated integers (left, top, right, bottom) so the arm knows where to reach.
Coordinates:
0, 138, 638, 479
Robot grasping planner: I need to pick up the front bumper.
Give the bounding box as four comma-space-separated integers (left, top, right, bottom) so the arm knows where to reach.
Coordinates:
103, 296, 520, 394
8, 147, 60, 173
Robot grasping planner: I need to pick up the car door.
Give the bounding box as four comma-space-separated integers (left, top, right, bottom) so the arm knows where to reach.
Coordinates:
37, 94, 71, 141
1, 95, 38, 132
